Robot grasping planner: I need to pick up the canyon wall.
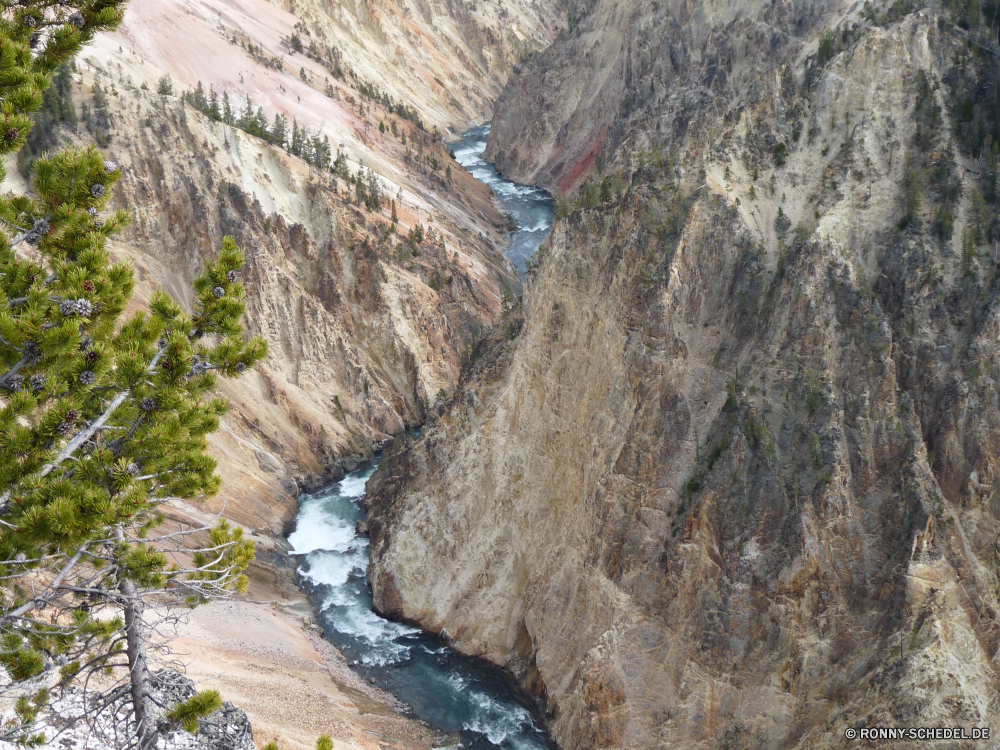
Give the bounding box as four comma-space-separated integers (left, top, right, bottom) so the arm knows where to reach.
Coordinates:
369, 2, 1000, 747
59, 0, 565, 533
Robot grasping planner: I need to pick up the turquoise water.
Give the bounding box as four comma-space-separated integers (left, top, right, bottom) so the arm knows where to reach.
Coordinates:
290, 462, 555, 749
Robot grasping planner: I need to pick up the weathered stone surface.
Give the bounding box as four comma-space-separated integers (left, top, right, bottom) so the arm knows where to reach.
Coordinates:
370, 6, 1000, 749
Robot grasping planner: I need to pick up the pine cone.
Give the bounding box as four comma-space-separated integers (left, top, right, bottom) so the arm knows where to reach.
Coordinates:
4, 128, 18, 143
3, 374, 24, 391
78, 370, 97, 386
88, 207, 98, 217
29, 33, 40, 49
74, 298, 93, 317
80, 337, 94, 351
212, 286, 225, 299
141, 397, 157, 412
235, 362, 247, 373
83, 280, 95, 293
104, 160, 118, 173
64, 409, 79, 423
56, 420, 74, 436
23, 341, 40, 364
89, 183, 105, 199
30, 374, 46, 391
226, 270, 238, 282
84, 350, 99, 365
24, 15, 37, 28
127, 462, 141, 477
69, 11, 84, 27
60, 299, 77, 316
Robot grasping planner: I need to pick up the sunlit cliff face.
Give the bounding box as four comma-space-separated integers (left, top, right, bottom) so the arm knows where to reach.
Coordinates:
368, 3, 1000, 748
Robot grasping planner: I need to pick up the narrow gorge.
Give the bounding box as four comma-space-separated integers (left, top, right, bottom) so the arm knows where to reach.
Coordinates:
367, 1, 1000, 748
3, 0, 1000, 748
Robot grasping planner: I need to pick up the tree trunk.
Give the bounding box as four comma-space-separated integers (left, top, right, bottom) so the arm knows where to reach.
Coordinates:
119, 565, 159, 748
120, 575, 158, 749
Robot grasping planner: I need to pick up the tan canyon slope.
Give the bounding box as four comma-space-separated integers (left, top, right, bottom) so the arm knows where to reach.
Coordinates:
73, 0, 564, 531
369, 2, 1000, 748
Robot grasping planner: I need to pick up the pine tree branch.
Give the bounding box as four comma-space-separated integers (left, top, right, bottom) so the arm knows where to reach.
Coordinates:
0, 345, 167, 512
0, 544, 88, 626
0, 333, 22, 352
0, 350, 31, 385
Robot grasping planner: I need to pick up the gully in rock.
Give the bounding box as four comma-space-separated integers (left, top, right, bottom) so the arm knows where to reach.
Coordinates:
288, 125, 556, 749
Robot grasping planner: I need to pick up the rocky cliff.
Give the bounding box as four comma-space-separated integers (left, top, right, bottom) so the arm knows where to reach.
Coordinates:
369, 2, 1000, 747
52, 0, 565, 534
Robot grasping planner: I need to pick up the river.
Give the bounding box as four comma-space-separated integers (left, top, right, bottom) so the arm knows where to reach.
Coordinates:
288, 128, 556, 749
290, 461, 556, 749
451, 124, 554, 275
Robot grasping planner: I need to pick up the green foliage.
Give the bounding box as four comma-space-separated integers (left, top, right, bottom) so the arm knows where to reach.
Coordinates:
553, 194, 571, 220
961, 227, 976, 276
167, 690, 223, 734
186, 84, 333, 169
156, 76, 173, 96
81, 80, 111, 148
816, 32, 836, 65
316, 737, 334, 750
774, 142, 788, 167
809, 432, 823, 468
0, 146, 265, 744
1, 635, 45, 680
264, 743, 281, 750
774, 206, 791, 236
186, 519, 255, 602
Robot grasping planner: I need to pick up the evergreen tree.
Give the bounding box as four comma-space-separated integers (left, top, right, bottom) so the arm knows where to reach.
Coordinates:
0, 147, 267, 747
240, 93, 254, 130
208, 86, 221, 121
271, 112, 287, 148
0, 2, 270, 745
85, 81, 112, 147
189, 80, 208, 112
222, 91, 235, 126
290, 118, 303, 157
18, 63, 78, 177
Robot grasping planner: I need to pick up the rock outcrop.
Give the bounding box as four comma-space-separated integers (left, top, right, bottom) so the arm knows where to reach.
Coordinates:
62, 0, 565, 532
369, 3, 1000, 748
0, 668, 254, 750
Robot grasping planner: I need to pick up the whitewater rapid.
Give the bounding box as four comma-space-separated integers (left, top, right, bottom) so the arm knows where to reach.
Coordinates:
290, 462, 554, 749
451, 125, 554, 275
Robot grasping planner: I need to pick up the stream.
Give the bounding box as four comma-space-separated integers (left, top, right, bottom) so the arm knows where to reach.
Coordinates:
288, 127, 556, 749
451, 124, 554, 275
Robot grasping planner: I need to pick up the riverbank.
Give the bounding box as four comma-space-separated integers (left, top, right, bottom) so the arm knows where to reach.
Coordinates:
140, 501, 456, 750
162, 598, 458, 750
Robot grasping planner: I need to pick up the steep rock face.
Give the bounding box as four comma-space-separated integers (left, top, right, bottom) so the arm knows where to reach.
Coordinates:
267, 0, 568, 129
66, 0, 567, 532
370, 7, 1000, 748
485, 0, 844, 192
63, 65, 518, 532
